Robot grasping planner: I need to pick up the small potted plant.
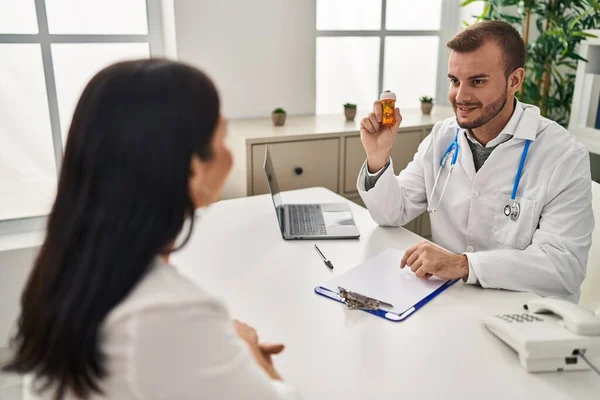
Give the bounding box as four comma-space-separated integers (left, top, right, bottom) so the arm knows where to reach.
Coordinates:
343, 103, 357, 121
271, 107, 286, 126
419, 96, 434, 115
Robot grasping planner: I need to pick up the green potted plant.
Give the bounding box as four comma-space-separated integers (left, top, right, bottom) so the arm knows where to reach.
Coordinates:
271, 107, 286, 126
419, 96, 434, 115
343, 103, 357, 121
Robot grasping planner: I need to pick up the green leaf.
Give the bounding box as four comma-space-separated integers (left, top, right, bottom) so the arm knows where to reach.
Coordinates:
460, 0, 484, 6
536, 18, 544, 33
584, 0, 600, 11
566, 51, 589, 63
552, 65, 565, 85
476, 4, 491, 22
499, 13, 522, 24
571, 31, 598, 38
568, 8, 591, 31
522, 0, 539, 10
556, 61, 577, 69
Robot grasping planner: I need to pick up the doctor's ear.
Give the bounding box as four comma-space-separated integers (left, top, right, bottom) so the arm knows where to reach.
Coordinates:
508, 68, 525, 95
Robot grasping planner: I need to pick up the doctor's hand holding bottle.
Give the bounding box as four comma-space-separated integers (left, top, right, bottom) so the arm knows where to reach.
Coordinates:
360, 90, 402, 173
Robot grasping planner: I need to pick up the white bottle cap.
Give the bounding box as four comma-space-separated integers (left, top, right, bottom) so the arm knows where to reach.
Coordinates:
380, 90, 396, 101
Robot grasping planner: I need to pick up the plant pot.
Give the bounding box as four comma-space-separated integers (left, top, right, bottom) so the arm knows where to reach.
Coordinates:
421, 102, 433, 115
344, 107, 357, 121
272, 112, 286, 126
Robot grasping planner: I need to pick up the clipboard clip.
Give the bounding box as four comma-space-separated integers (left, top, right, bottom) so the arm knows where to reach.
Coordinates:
337, 286, 393, 310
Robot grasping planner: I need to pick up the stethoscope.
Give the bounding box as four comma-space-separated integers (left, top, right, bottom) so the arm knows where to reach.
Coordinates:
427, 128, 532, 221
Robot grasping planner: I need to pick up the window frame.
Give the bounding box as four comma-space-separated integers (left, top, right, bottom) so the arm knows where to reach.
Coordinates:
315, 0, 459, 113
0, 0, 165, 234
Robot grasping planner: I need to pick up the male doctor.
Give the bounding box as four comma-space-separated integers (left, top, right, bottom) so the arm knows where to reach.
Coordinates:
358, 20, 594, 302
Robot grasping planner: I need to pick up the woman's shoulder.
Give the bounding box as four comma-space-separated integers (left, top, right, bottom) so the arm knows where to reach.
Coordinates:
104, 258, 227, 327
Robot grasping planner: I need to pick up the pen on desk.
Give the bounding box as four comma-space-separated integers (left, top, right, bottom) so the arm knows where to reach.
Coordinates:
314, 244, 334, 270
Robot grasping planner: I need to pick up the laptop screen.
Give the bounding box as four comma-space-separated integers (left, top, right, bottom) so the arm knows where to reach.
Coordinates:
263, 147, 284, 230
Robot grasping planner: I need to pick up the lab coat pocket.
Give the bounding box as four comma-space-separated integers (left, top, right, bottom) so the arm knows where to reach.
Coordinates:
493, 193, 537, 250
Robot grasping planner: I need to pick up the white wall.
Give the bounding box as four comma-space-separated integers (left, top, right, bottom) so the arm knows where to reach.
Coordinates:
0, 247, 38, 348
172, 0, 317, 119
160, 0, 178, 59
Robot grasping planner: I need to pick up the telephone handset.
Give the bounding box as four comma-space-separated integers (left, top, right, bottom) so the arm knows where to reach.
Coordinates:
483, 297, 600, 373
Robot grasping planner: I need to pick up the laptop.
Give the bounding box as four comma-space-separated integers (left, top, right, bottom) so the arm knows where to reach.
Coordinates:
263, 146, 360, 240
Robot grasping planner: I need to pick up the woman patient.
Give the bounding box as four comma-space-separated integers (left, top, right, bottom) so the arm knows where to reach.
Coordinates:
4, 59, 299, 399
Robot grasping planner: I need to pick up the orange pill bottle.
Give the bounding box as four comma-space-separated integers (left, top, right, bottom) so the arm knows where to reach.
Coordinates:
380, 90, 396, 126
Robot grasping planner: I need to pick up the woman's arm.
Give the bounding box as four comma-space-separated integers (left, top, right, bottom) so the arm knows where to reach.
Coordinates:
128, 301, 300, 400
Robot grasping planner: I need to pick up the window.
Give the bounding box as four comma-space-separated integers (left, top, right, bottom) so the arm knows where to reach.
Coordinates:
316, 0, 467, 114
0, 0, 163, 230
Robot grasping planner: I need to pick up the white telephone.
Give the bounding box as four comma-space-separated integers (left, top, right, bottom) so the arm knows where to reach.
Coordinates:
482, 297, 600, 373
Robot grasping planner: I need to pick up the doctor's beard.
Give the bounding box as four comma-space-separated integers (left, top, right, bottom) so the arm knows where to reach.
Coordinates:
453, 85, 509, 130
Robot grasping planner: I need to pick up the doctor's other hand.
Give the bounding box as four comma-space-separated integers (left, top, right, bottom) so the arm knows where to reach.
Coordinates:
360, 101, 402, 173
234, 319, 285, 381
400, 242, 469, 281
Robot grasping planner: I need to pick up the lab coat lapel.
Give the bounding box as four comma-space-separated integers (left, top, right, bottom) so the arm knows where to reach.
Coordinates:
458, 130, 476, 182
513, 105, 540, 142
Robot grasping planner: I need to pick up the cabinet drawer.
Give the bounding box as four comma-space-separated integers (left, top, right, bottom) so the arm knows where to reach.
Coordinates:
344, 137, 366, 193
419, 211, 432, 238
348, 195, 365, 208
389, 130, 424, 174
344, 130, 424, 194
251, 139, 340, 195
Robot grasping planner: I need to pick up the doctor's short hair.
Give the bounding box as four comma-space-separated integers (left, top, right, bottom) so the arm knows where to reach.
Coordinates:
447, 20, 526, 77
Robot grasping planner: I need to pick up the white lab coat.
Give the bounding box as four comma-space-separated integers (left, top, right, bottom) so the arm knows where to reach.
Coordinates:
357, 100, 594, 302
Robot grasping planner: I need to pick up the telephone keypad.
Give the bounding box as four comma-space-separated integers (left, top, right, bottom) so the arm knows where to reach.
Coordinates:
496, 313, 544, 323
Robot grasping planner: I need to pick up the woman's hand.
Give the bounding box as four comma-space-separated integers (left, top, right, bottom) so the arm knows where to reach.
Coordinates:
234, 320, 285, 381
234, 319, 259, 344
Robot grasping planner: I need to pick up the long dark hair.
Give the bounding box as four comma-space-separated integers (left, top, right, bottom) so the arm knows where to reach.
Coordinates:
3, 59, 220, 398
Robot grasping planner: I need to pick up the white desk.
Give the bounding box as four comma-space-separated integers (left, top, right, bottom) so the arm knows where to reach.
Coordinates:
170, 187, 600, 400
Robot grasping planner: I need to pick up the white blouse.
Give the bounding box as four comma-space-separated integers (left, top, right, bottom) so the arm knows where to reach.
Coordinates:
24, 259, 299, 400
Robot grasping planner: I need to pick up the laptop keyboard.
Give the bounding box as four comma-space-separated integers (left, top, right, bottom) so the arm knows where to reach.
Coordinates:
288, 204, 327, 236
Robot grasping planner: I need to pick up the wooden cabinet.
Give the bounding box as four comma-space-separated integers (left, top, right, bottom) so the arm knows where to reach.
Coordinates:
223, 108, 454, 237
251, 139, 340, 195
344, 129, 424, 195
344, 136, 366, 194
390, 129, 424, 174
342, 130, 426, 235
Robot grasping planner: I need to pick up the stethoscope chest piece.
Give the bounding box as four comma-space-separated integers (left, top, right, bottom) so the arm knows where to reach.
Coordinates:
504, 202, 520, 221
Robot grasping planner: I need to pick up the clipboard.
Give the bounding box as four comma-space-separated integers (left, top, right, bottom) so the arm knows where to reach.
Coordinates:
314, 248, 457, 322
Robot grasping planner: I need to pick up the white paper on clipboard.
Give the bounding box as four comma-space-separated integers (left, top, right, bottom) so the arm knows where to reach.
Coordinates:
320, 248, 450, 315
